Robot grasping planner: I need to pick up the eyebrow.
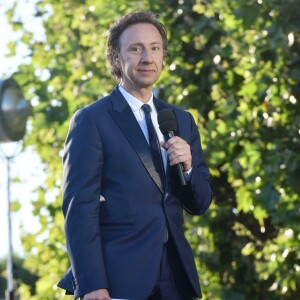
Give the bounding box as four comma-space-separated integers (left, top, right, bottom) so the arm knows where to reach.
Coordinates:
127, 41, 162, 48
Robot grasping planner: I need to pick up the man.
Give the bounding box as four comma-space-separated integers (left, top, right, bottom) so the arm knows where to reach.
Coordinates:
58, 11, 212, 300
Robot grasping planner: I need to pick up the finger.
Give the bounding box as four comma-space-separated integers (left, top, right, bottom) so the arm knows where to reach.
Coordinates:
169, 152, 191, 164
167, 142, 190, 157
164, 136, 183, 148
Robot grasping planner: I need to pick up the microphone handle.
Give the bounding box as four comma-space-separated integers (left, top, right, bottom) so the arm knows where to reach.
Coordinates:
166, 131, 187, 186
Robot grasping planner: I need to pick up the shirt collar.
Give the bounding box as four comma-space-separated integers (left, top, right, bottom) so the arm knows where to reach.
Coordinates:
118, 86, 155, 113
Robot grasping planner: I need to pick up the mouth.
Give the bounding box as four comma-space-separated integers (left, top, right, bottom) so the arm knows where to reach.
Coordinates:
138, 69, 155, 74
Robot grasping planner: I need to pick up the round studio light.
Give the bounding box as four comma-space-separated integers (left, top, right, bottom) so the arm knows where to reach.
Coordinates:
0, 78, 31, 142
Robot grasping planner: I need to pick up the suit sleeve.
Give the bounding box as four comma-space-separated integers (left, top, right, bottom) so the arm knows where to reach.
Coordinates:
181, 112, 213, 215
62, 108, 108, 299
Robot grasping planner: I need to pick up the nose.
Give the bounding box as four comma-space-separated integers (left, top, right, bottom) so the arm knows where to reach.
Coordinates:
141, 48, 153, 64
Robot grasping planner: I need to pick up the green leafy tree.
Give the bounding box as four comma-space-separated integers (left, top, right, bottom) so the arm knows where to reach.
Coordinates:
155, 0, 300, 299
0, 256, 38, 298
4, 0, 300, 299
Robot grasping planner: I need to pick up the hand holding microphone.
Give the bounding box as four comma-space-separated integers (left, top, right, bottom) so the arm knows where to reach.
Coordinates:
157, 109, 192, 186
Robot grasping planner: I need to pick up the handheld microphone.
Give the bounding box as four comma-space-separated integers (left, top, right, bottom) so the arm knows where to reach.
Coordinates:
157, 109, 186, 186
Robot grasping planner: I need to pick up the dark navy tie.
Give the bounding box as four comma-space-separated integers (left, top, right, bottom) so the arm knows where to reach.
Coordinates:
142, 104, 165, 187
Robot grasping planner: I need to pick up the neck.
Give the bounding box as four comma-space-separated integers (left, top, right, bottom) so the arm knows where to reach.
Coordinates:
120, 83, 152, 103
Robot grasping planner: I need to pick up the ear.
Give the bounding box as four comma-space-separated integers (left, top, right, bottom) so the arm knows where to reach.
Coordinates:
115, 54, 120, 67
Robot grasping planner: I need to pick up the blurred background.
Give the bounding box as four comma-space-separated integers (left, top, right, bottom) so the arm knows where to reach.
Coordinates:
0, 0, 299, 299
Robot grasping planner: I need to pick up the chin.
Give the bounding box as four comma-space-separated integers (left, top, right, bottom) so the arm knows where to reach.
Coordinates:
138, 79, 158, 88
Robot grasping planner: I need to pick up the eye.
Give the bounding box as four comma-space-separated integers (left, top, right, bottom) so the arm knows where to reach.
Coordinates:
130, 46, 142, 53
152, 46, 161, 51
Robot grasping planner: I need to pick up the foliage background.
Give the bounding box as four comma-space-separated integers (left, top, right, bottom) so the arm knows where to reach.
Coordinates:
2, 0, 300, 299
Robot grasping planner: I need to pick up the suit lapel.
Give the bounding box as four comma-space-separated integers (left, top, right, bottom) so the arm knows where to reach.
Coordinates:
109, 87, 164, 194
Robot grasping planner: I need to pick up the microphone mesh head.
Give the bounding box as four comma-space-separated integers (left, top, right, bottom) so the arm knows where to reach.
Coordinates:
157, 109, 178, 134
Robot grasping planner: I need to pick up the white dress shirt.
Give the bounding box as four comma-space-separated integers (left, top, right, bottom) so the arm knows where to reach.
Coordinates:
119, 86, 168, 172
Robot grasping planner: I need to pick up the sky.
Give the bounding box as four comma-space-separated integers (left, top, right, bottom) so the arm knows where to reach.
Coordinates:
0, 0, 46, 259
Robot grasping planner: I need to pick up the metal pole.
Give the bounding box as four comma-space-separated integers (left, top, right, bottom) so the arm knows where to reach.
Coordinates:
6, 155, 14, 300
0, 144, 21, 300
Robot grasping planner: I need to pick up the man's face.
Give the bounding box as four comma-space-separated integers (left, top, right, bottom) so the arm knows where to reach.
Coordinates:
116, 23, 164, 92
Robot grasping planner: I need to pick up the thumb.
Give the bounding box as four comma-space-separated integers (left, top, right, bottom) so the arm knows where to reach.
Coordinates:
160, 141, 167, 150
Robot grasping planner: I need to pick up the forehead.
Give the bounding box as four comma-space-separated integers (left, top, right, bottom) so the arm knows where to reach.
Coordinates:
119, 23, 163, 47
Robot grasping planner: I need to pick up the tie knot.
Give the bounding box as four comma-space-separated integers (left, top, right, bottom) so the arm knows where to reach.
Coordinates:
142, 104, 151, 115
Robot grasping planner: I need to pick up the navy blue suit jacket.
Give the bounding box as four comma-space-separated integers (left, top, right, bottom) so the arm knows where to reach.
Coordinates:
58, 87, 212, 299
